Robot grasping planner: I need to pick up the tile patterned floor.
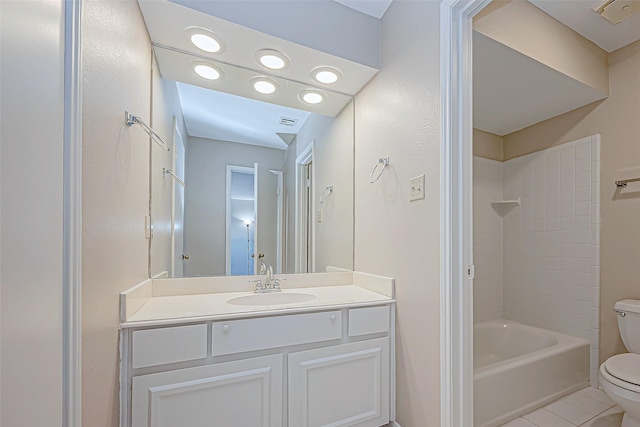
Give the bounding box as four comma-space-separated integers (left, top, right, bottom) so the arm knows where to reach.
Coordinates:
500, 387, 624, 427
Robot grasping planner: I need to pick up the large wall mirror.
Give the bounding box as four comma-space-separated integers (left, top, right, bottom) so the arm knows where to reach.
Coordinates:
142, 1, 373, 278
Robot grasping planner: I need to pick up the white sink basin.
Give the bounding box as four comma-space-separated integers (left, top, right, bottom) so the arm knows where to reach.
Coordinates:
227, 292, 316, 306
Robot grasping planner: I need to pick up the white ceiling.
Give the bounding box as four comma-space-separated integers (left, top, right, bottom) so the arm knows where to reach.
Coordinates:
528, 0, 640, 52
177, 83, 310, 150
333, 0, 393, 19
473, 0, 640, 135
473, 32, 607, 136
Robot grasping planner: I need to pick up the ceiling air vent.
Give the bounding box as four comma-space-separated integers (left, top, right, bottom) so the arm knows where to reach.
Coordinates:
593, 0, 640, 24
278, 116, 298, 127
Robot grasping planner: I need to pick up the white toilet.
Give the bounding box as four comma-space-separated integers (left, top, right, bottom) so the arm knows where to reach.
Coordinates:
600, 299, 640, 427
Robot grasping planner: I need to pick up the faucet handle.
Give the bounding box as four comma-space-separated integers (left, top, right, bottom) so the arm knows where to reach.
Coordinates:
272, 277, 286, 291
248, 279, 264, 292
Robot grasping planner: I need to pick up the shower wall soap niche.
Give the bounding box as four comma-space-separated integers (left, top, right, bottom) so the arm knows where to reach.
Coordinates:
490, 198, 520, 217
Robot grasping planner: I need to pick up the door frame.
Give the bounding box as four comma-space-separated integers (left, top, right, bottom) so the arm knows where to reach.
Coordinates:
294, 141, 314, 273
269, 169, 284, 274
170, 118, 185, 277
440, 1, 490, 426
63, 0, 82, 425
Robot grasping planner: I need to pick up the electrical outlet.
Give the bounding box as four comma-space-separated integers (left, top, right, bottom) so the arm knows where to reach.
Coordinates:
409, 175, 425, 201
316, 209, 323, 223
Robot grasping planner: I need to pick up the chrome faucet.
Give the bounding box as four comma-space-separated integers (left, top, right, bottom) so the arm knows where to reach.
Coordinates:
249, 263, 284, 293
266, 265, 274, 285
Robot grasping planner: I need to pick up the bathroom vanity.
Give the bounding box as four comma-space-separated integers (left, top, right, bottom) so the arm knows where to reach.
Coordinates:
119, 271, 396, 427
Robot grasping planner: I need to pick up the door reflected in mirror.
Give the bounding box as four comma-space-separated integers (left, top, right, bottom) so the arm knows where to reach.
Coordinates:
150, 78, 354, 278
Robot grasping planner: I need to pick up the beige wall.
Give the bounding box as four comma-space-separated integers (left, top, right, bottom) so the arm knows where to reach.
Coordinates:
296, 104, 355, 273
82, 1, 154, 425
503, 39, 640, 364
474, 128, 503, 161
474, 0, 608, 95
1, 1, 65, 425
149, 55, 188, 278
354, 1, 441, 425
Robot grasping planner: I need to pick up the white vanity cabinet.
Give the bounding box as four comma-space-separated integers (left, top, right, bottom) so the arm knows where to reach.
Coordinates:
120, 304, 395, 427
131, 355, 283, 427
288, 338, 390, 427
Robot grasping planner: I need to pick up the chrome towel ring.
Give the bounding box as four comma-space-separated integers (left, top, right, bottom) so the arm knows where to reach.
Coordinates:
319, 186, 333, 204
369, 157, 390, 183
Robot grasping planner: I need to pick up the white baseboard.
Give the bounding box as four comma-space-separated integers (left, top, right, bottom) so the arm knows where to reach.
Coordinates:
389, 422, 402, 427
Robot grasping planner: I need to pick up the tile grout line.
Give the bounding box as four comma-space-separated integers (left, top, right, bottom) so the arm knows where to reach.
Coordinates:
540, 408, 578, 426
541, 398, 615, 427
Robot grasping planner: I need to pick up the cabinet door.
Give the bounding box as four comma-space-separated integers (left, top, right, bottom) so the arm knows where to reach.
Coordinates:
131, 354, 282, 427
288, 338, 389, 427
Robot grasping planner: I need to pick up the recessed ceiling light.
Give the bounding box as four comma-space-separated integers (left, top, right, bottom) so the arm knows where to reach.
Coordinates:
194, 64, 222, 80
255, 49, 289, 70
300, 89, 325, 105
252, 77, 278, 95
185, 27, 224, 54
311, 66, 342, 85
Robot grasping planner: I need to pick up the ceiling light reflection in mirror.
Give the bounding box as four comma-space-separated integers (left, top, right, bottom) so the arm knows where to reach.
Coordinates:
252, 77, 278, 95
300, 89, 325, 105
193, 63, 222, 80
311, 66, 342, 85
154, 46, 352, 116
256, 49, 289, 70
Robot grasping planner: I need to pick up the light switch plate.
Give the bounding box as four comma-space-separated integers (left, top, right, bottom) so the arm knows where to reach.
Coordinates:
410, 175, 425, 201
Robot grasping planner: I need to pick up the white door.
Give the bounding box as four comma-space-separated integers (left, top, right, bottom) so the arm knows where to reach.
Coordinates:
172, 122, 185, 277
288, 338, 390, 427
131, 354, 283, 427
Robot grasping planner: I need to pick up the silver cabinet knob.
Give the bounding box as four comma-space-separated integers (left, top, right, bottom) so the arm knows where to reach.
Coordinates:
222, 324, 230, 332
330, 314, 336, 321
182, 254, 190, 260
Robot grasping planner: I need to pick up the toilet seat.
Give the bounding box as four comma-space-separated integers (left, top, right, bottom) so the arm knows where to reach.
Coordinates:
603, 354, 640, 390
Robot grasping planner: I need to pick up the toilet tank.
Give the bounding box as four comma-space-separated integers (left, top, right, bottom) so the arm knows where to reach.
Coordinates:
616, 299, 640, 353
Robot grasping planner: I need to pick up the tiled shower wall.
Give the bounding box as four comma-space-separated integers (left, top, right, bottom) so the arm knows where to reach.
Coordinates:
473, 135, 601, 384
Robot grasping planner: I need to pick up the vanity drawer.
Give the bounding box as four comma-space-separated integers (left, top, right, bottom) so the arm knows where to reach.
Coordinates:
348, 305, 390, 337
132, 324, 208, 368
212, 311, 342, 356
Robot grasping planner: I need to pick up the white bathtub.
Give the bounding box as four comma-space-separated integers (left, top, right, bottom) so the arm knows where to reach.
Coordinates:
474, 320, 590, 427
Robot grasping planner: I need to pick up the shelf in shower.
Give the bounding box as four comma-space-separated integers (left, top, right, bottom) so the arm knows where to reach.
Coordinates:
490, 198, 520, 216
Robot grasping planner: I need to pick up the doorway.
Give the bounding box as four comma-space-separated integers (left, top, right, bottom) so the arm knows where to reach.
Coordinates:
225, 164, 258, 275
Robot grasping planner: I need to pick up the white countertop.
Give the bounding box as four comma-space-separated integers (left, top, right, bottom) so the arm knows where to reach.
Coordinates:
121, 284, 394, 328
